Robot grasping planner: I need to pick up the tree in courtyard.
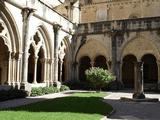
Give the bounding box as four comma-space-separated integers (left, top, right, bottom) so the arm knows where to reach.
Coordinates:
85, 67, 115, 90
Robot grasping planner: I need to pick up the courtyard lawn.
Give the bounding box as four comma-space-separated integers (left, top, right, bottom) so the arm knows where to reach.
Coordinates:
0, 92, 113, 120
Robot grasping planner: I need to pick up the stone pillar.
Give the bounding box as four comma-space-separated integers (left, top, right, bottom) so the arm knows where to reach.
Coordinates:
40, 58, 46, 83
53, 24, 61, 83
133, 61, 145, 99
33, 56, 38, 84
42, 58, 47, 85
46, 59, 50, 86
15, 52, 22, 88
21, 8, 35, 91
156, 60, 160, 89
119, 61, 123, 84
7, 52, 12, 85
90, 60, 94, 67
11, 52, 15, 87
59, 59, 63, 83
111, 32, 117, 76
49, 59, 54, 85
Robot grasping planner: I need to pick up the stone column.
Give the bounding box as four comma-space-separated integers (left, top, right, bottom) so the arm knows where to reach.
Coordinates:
156, 60, 160, 89
59, 59, 63, 83
49, 59, 54, 85
33, 56, 38, 84
46, 59, 50, 86
11, 52, 15, 87
53, 24, 61, 83
133, 61, 145, 99
15, 52, 22, 88
40, 58, 46, 83
7, 52, 12, 85
111, 32, 117, 76
119, 61, 123, 84
90, 60, 94, 67
43, 58, 47, 85
21, 8, 35, 90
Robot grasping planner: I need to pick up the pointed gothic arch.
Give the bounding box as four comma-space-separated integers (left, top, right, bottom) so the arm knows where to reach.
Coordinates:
0, 2, 21, 86
27, 25, 52, 85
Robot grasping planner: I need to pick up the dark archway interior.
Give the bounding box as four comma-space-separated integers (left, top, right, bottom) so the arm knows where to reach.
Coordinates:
0, 37, 8, 84
122, 55, 137, 88
62, 57, 66, 82
142, 54, 158, 84
94, 55, 108, 69
37, 47, 44, 83
79, 56, 91, 81
28, 45, 34, 83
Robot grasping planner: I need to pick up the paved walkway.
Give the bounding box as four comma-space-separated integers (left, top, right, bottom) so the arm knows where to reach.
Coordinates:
104, 91, 160, 120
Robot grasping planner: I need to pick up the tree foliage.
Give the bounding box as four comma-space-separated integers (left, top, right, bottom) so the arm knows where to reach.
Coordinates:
85, 67, 115, 90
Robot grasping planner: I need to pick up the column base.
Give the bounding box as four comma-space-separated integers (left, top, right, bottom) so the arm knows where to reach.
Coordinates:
20, 82, 31, 95
53, 81, 61, 89
121, 97, 159, 102
15, 82, 21, 89
133, 92, 145, 99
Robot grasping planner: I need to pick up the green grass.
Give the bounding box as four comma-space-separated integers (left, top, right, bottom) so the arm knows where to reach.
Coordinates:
0, 92, 113, 120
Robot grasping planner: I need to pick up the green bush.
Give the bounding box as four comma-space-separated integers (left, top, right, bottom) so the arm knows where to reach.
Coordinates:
31, 85, 70, 96
60, 85, 70, 91
85, 67, 115, 90
31, 87, 43, 96
0, 88, 28, 102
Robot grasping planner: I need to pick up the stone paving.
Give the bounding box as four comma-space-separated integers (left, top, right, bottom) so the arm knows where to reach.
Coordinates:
104, 91, 160, 120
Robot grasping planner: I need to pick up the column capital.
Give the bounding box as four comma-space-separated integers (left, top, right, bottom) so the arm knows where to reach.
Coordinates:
34, 55, 38, 59
53, 24, 62, 33
48, 59, 54, 64
21, 7, 36, 22
11, 52, 16, 59
15, 52, 23, 60
40, 58, 47, 63
90, 61, 94, 67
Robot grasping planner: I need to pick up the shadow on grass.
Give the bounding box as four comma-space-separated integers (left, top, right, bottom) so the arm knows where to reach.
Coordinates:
1, 96, 112, 116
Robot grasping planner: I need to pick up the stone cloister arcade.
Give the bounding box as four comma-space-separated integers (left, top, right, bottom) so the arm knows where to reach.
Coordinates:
2, 0, 160, 93
75, 27, 160, 90
122, 54, 158, 89
0, 1, 74, 91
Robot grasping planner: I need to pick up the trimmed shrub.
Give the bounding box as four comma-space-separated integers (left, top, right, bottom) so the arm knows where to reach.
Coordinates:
31, 87, 43, 96
31, 85, 70, 96
60, 85, 70, 91
85, 67, 115, 90
0, 88, 28, 102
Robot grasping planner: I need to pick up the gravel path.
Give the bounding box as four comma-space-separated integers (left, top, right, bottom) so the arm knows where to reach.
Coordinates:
104, 91, 160, 120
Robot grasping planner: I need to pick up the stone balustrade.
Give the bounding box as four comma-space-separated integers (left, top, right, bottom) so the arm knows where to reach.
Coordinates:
78, 16, 160, 34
